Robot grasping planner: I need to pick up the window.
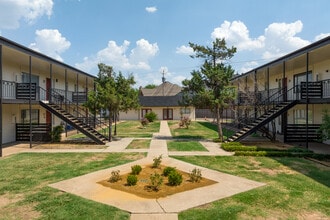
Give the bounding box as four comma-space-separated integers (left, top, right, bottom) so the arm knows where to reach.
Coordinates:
141, 108, 152, 118
21, 109, 39, 124
22, 73, 39, 86
293, 109, 313, 124
294, 71, 312, 92
180, 108, 191, 114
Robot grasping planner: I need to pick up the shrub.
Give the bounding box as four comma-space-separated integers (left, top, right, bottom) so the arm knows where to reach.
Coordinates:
131, 165, 142, 175
152, 155, 162, 168
168, 170, 183, 186
140, 118, 149, 127
51, 125, 64, 142
149, 172, 163, 191
179, 116, 191, 129
222, 144, 258, 152
108, 170, 121, 183
126, 175, 138, 186
189, 168, 202, 182
162, 166, 176, 177
145, 111, 157, 122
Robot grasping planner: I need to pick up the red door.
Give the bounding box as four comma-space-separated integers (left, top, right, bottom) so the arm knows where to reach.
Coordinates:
163, 108, 173, 120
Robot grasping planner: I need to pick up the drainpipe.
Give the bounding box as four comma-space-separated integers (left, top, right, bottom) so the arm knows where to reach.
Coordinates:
306, 52, 309, 149
0, 45, 2, 157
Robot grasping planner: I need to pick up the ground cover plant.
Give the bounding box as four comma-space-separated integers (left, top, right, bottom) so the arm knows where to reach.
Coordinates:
168, 121, 234, 140
126, 139, 150, 149
167, 140, 208, 151
0, 152, 145, 219
174, 155, 330, 219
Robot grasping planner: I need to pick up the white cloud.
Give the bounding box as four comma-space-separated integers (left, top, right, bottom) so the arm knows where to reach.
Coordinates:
211, 20, 265, 51
0, 0, 53, 29
314, 33, 330, 41
145, 6, 157, 13
29, 29, 71, 62
76, 39, 159, 73
176, 45, 194, 55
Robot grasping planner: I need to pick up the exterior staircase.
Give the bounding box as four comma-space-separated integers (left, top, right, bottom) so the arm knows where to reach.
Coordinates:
227, 100, 298, 142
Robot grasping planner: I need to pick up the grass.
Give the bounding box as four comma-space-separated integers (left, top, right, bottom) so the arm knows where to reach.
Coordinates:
168, 121, 234, 140
173, 155, 330, 220
167, 140, 208, 151
0, 152, 145, 219
116, 121, 160, 138
126, 139, 150, 149
1, 152, 329, 219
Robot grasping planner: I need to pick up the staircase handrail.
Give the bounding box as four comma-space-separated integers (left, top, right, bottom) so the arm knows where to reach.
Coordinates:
38, 87, 109, 140
233, 85, 299, 127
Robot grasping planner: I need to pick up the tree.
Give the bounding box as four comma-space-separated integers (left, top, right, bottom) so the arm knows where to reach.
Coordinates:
144, 84, 156, 89
84, 63, 138, 141
183, 38, 236, 141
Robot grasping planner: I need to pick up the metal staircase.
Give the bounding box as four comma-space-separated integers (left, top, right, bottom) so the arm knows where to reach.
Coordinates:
227, 100, 298, 142
227, 86, 299, 142
39, 88, 109, 145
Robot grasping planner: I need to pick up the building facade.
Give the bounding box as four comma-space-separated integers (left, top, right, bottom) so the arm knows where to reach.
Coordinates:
229, 36, 330, 144
0, 37, 108, 156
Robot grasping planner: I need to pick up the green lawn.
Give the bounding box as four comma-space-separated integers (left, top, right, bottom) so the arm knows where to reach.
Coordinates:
174, 155, 330, 220
168, 121, 234, 140
0, 152, 145, 219
126, 139, 150, 149
116, 121, 160, 138
1, 153, 329, 219
167, 140, 208, 151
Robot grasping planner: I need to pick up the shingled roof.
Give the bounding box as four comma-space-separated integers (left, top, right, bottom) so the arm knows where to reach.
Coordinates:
140, 81, 182, 96
139, 82, 183, 107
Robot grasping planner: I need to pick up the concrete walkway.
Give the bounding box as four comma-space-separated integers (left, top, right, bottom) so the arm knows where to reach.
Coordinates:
2, 121, 263, 220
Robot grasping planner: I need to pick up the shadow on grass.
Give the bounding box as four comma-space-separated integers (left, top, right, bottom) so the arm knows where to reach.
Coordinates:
197, 121, 218, 132
273, 157, 330, 188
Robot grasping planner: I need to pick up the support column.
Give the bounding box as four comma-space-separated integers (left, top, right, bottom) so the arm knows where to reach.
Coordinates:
29, 56, 32, 148
306, 52, 309, 149
0, 45, 2, 157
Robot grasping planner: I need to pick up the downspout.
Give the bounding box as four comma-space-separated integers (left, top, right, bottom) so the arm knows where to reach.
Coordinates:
306, 52, 309, 149
0, 45, 2, 157
29, 56, 32, 148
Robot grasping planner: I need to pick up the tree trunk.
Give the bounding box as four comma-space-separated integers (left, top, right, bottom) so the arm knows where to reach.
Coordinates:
108, 112, 112, 142
114, 112, 117, 136
216, 104, 223, 142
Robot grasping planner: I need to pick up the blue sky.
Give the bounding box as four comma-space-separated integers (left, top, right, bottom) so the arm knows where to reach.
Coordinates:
0, 0, 329, 87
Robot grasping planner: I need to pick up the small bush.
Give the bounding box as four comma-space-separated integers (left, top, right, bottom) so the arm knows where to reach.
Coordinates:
179, 116, 191, 129
189, 168, 202, 183
149, 172, 163, 191
222, 143, 258, 152
152, 155, 162, 168
140, 118, 149, 127
51, 125, 64, 142
126, 175, 138, 186
131, 165, 142, 175
168, 170, 183, 186
108, 170, 121, 183
145, 111, 157, 122
162, 166, 176, 177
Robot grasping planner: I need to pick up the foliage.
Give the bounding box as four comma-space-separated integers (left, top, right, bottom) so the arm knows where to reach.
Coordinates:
168, 170, 183, 186
179, 116, 191, 128
131, 165, 142, 175
318, 109, 330, 141
140, 117, 149, 127
144, 84, 157, 89
84, 63, 139, 141
51, 125, 64, 142
182, 38, 237, 141
149, 172, 163, 191
189, 168, 202, 182
162, 166, 177, 177
108, 170, 121, 183
126, 174, 138, 186
152, 155, 162, 168
144, 111, 157, 122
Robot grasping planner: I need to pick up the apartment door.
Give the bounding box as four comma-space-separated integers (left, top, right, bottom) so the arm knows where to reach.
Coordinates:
163, 108, 173, 120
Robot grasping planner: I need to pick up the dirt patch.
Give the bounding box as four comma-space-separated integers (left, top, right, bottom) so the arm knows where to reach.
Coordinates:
0, 194, 40, 219
98, 165, 217, 199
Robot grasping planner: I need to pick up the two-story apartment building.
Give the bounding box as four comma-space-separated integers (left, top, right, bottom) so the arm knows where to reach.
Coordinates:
0, 37, 109, 156
228, 36, 330, 146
